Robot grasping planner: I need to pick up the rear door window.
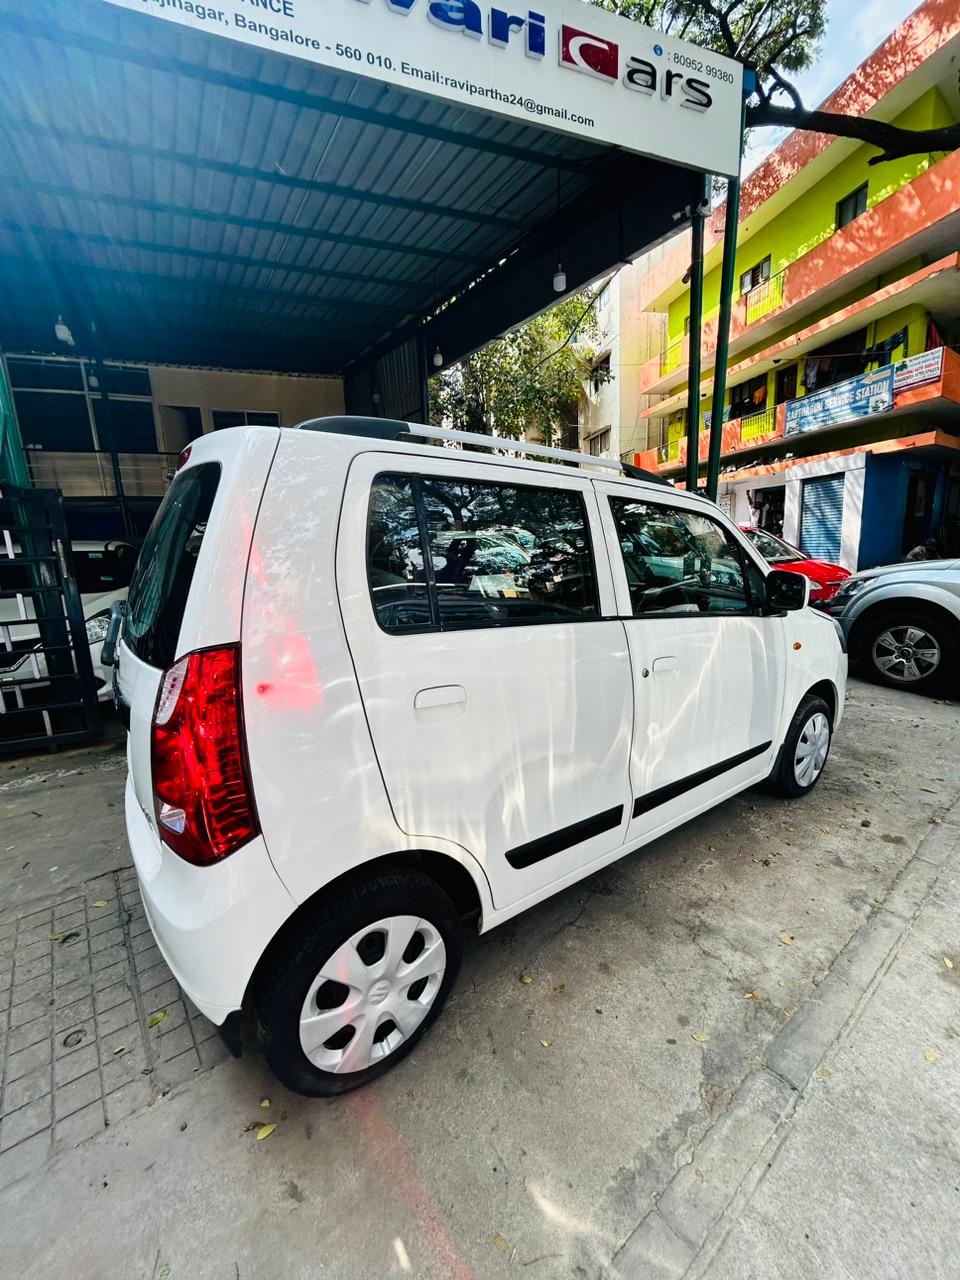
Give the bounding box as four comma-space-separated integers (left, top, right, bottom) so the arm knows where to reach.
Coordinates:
124, 464, 220, 667
366, 472, 599, 632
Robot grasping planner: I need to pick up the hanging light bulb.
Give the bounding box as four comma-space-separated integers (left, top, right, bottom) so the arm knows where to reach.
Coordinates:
553, 263, 567, 294
53, 314, 75, 346
432, 347, 443, 368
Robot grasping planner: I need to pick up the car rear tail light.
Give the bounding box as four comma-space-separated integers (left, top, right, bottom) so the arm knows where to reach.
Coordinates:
151, 645, 259, 866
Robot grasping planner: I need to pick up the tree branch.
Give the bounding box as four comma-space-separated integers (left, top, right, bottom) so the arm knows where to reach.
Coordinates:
746, 99, 960, 164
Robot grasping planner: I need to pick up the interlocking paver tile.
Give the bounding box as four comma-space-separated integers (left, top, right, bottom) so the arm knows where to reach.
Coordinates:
53, 1100, 104, 1146
54, 1043, 99, 1088
97, 1001, 138, 1037
3, 1068, 51, 1113
54, 1069, 102, 1121
1, 866, 225, 1162
8, 1013, 53, 1055
0, 1096, 51, 1150
5, 1038, 49, 1083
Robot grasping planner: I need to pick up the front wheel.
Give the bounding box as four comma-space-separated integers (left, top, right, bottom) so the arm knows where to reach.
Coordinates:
862, 611, 955, 692
768, 694, 833, 799
254, 871, 462, 1096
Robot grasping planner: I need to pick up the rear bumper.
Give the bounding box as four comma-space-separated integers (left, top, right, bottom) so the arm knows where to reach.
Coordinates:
124, 776, 296, 1026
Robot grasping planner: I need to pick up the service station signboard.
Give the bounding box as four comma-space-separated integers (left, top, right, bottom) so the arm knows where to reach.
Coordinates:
104, 0, 745, 175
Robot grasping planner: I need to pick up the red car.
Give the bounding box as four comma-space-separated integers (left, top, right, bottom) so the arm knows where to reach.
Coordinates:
740, 527, 851, 603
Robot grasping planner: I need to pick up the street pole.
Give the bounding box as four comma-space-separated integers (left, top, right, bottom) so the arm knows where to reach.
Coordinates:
685, 172, 710, 493
706, 75, 752, 501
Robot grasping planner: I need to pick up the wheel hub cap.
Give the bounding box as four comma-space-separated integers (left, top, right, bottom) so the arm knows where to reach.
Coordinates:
793, 712, 830, 787
299, 915, 446, 1075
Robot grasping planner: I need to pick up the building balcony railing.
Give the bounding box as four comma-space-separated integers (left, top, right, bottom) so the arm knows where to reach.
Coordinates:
659, 335, 689, 377
631, 345, 960, 477
742, 273, 785, 326
25, 451, 178, 499
738, 405, 777, 441
638, 150, 960, 398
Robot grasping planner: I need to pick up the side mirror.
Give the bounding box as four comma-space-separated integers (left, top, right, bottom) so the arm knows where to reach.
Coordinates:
100, 600, 127, 668
766, 569, 809, 612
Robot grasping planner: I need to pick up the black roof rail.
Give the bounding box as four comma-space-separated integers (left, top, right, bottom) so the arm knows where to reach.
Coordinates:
297, 416, 674, 487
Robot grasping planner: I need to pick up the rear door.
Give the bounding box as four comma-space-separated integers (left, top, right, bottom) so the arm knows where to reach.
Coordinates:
595, 481, 785, 838
116, 431, 278, 837
338, 453, 634, 909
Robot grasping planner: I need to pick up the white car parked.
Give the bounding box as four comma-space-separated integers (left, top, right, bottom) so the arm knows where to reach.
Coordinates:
114, 419, 847, 1096
0, 540, 137, 701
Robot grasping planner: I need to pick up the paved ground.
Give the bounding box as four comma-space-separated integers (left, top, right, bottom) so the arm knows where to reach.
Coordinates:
0, 681, 958, 1279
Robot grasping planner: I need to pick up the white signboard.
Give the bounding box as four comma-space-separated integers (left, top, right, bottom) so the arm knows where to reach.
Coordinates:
103, 0, 744, 175
893, 347, 945, 392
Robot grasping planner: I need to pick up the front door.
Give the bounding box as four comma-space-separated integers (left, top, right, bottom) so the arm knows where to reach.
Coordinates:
338, 453, 633, 909
595, 482, 785, 839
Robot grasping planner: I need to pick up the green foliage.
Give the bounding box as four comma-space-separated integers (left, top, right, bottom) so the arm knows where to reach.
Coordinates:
589, 0, 826, 85
430, 292, 610, 444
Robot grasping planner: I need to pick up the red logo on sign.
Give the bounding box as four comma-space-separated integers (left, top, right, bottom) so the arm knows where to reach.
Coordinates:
559, 25, 619, 81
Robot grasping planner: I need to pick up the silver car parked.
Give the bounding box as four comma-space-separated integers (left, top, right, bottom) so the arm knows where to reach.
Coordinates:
827, 559, 960, 692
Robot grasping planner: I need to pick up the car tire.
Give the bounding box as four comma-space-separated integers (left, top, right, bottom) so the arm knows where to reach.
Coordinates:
768, 694, 833, 799
253, 870, 462, 1097
861, 610, 956, 693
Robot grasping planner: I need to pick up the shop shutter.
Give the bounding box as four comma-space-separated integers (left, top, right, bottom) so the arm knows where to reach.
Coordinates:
800, 474, 844, 562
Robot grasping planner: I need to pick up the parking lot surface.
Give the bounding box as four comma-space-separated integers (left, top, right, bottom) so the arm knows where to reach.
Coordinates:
1, 679, 958, 1280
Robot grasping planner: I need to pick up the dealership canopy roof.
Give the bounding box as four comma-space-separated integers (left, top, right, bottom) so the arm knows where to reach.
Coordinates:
0, 0, 741, 419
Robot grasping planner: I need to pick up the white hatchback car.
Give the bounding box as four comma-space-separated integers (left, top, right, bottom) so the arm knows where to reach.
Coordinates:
0, 540, 138, 701
114, 418, 846, 1096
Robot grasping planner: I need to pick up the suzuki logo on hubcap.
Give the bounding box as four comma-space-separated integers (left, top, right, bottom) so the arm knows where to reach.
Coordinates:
368, 980, 391, 1005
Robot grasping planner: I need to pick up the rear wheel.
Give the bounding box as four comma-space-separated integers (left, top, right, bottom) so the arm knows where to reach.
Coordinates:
254, 871, 462, 1096
768, 694, 833, 799
861, 611, 955, 693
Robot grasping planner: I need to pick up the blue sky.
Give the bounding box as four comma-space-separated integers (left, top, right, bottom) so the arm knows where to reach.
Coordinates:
744, 0, 922, 172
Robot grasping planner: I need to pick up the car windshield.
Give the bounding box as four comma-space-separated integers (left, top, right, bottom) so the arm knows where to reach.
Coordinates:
745, 529, 801, 564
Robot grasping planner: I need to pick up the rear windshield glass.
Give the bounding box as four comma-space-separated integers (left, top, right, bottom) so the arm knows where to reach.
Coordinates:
124, 464, 220, 668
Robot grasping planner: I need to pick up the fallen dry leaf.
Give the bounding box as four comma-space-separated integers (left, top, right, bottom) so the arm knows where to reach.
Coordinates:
779, 934, 795, 947
920, 786, 938, 794
492, 1233, 510, 1255
743, 990, 762, 1001
924, 1048, 939, 1064
260, 1098, 271, 1109
944, 957, 955, 970
519, 974, 534, 985
691, 1032, 709, 1043
256, 1123, 277, 1141
818, 1067, 831, 1080
112, 1045, 127, 1056
50, 932, 64, 942
147, 1010, 167, 1029
92, 900, 110, 909
539, 1039, 551, 1048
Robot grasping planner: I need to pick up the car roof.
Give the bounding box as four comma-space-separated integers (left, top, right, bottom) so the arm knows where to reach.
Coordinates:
288, 418, 719, 510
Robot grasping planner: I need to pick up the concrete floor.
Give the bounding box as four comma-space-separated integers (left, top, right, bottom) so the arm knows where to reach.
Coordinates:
1, 680, 958, 1280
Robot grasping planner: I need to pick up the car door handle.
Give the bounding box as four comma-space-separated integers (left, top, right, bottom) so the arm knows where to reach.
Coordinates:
414, 685, 467, 714
652, 656, 680, 678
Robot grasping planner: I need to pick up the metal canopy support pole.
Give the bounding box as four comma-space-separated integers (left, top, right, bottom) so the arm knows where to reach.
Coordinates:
685, 172, 710, 493
707, 78, 752, 501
